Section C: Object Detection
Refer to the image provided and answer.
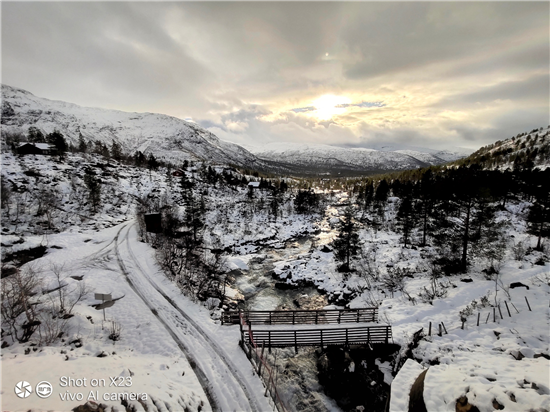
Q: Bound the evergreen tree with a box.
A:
[433,166,497,272]
[332,206,361,273]
[527,171,550,250]
[374,179,390,203]
[46,130,68,156]
[83,170,101,212]
[27,126,45,143]
[110,140,123,161]
[295,189,319,214]
[147,153,159,170]
[396,196,416,247]
[134,151,146,167]
[78,133,88,153]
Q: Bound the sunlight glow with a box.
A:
[312,95,351,120]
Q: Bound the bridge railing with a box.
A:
[245,325,392,352]
[222,307,378,325]
[239,314,289,412]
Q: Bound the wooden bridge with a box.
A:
[222,307,378,325]
[234,307,391,412]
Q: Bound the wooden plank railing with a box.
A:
[222,307,378,325]
[245,325,392,350]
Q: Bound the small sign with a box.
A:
[95,300,116,310]
[95,293,112,301]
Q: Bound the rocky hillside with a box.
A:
[1,84,263,169]
[452,125,550,170]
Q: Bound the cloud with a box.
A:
[2,2,548,152]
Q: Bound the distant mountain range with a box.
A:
[1,85,471,176]
[245,142,471,176]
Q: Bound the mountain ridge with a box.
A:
[2,84,470,176]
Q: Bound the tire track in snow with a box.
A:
[119,222,263,412]
[110,224,220,412]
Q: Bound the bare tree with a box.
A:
[1,264,43,342]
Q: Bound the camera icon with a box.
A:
[14,381,32,398]
[36,381,53,398]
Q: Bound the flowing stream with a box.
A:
[233,237,328,311]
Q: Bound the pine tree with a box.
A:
[332,206,361,273]
[110,140,123,161]
[527,171,550,250]
[396,196,416,247]
[46,130,68,156]
[78,133,88,153]
[27,126,45,143]
[83,170,101,212]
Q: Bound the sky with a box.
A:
[2,2,549,151]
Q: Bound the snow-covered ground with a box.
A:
[2,150,549,412]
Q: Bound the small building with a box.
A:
[248,181,260,189]
[17,142,56,155]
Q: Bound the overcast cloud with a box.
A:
[2,2,548,151]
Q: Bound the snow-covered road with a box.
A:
[112,222,271,412]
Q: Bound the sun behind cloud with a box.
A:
[312,95,351,120]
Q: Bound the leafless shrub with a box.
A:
[38,304,69,346]
[0,264,43,342]
[512,240,527,261]
[417,259,448,304]
[108,320,122,341]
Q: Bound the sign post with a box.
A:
[95,293,112,321]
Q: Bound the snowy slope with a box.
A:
[1,84,262,168]
[368,142,472,162]
[247,142,446,175]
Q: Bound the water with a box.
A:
[233,237,327,311]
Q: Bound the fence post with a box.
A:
[441,322,447,335]
[477,312,480,327]
[385,327,389,344]
[493,307,496,323]
[511,301,520,314]
[258,341,265,376]
[357,311,360,323]
[525,296,532,311]
[504,301,511,317]
[268,331,272,354]
[338,311,342,324]
[346,328,349,345]
[485,313,490,324]
[428,321,432,336]
[294,330,298,354]
[498,305,503,320]
[438,323,442,336]
[315,311,319,325]
[320,329,324,349]
[292,311,296,325]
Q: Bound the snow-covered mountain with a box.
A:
[1,84,262,168]
[366,141,472,162]
[1,84,472,176]
[246,141,458,176]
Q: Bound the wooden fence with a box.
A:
[222,307,378,325]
